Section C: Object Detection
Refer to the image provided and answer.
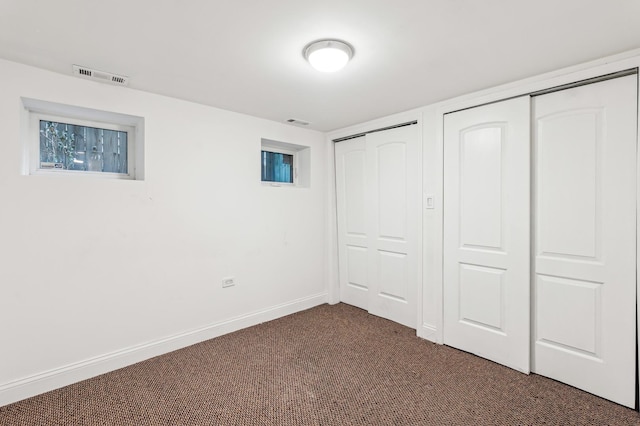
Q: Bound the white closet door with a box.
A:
[532,75,637,408]
[335,125,420,328]
[335,136,369,310]
[444,97,531,373]
[366,125,421,328]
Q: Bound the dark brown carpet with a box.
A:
[2,303,640,425]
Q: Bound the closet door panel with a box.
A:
[444,96,531,373]
[335,137,369,309]
[367,125,421,328]
[335,124,420,329]
[533,75,637,408]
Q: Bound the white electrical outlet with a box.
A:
[222,277,235,288]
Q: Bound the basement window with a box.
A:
[261,138,311,188]
[22,98,144,180]
[262,149,295,184]
[37,118,129,174]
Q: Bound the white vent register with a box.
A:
[73,65,129,86]
[286,118,310,126]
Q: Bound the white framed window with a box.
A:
[33,113,132,176]
[22,98,144,180]
[261,138,310,188]
[261,145,297,185]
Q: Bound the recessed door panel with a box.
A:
[378,250,408,302]
[537,110,600,259]
[460,126,504,250]
[536,275,601,356]
[344,150,367,236]
[533,75,637,408]
[377,142,407,240]
[444,96,531,373]
[459,264,505,332]
[346,245,367,291]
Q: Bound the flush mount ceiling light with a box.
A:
[304,39,354,73]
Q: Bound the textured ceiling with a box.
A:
[2,0,640,131]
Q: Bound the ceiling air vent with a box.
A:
[72,65,129,86]
[286,118,310,126]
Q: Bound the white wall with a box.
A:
[6,47,640,410]
[0,59,328,405]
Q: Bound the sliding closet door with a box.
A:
[335,136,369,310]
[335,125,420,328]
[443,97,531,373]
[366,125,421,328]
[532,75,637,408]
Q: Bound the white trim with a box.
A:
[326,109,423,142]
[261,145,297,156]
[635,71,640,406]
[415,117,426,335]
[326,136,340,304]
[0,293,327,407]
[417,323,438,343]
[432,106,445,344]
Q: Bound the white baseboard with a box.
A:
[0,293,327,407]
[417,323,438,343]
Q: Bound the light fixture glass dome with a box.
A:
[304,40,354,73]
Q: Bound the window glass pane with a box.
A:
[261,151,293,183]
[39,120,128,173]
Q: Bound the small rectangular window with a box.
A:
[260,138,309,188]
[39,120,128,174]
[22,97,143,180]
[261,150,294,183]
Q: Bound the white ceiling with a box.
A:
[2,0,640,131]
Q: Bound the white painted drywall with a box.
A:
[0,59,327,404]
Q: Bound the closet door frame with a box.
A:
[433,56,640,405]
[326,51,640,402]
[326,111,425,324]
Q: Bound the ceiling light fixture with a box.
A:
[303,39,354,73]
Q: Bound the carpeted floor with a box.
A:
[2,303,640,425]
